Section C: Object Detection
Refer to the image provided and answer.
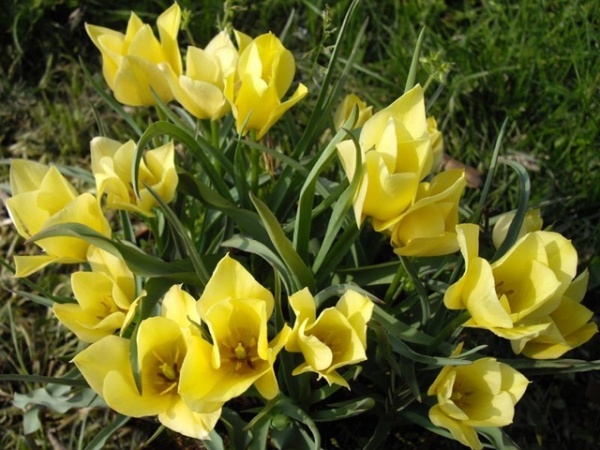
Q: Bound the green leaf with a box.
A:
[28,223,196,281]
[145,184,210,286]
[399,255,431,326]
[13,386,105,413]
[0,374,88,387]
[250,193,315,293]
[311,397,375,422]
[474,118,509,223]
[177,170,270,244]
[293,106,360,261]
[221,235,293,294]
[312,130,362,276]
[83,414,130,450]
[335,260,402,286]
[220,408,252,450]
[492,160,531,261]
[405,27,427,93]
[478,427,521,450]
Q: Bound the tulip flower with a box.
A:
[337,85,436,229]
[6,160,111,277]
[516,271,598,359]
[224,32,308,139]
[427,116,444,171]
[162,31,239,120]
[333,93,373,131]
[91,137,178,215]
[389,169,466,256]
[285,288,373,388]
[73,316,222,439]
[445,224,579,342]
[85,3,182,106]
[428,347,529,450]
[53,247,136,342]
[178,254,290,409]
[492,208,543,250]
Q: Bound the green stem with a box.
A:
[399,255,430,326]
[427,310,471,353]
[250,130,260,193]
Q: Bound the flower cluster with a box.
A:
[336,85,466,256]
[5,2,598,449]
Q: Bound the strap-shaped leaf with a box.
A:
[28,223,196,280]
[311,397,375,422]
[404,27,427,93]
[492,159,531,261]
[312,129,363,277]
[178,170,270,245]
[293,106,360,261]
[145,184,210,286]
[83,414,130,450]
[221,235,293,295]
[250,193,315,293]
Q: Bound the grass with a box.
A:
[1,0,599,448]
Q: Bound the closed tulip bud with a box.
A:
[492,208,543,250]
[333,93,373,132]
[225,32,308,139]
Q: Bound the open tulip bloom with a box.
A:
[5,2,599,449]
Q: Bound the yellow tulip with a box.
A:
[73,316,222,439]
[337,85,435,228]
[162,31,239,120]
[85,3,182,106]
[285,288,373,388]
[224,32,308,139]
[516,271,598,359]
[178,254,289,408]
[91,137,178,215]
[333,93,373,131]
[428,347,529,450]
[389,169,466,256]
[427,116,444,171]
[492,208,543,250]
[6,160,111,277]
[53,247,136,343]
[445,224,579,343]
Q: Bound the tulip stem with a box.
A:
[399,255,430,326]
[427,310,471,353]
[250,130,260,192]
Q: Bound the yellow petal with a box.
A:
[198,254,274,319]
[13,255,57,278]
[161,284,201,331]
[429,404,482,450]
[158,398,221,440]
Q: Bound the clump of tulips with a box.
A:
[5,2,598,449]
